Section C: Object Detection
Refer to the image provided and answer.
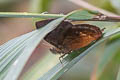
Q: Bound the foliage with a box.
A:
[0,9,120,80]
[0,0,120,80]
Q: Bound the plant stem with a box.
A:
[0,12,64,18]
[69,0,118,17]
[0,12,120,22]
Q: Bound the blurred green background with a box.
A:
[0,0,120,80]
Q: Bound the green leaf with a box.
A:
[0,10,98,21]
[67,10,97,20]
[0,10,120,80]
[0,12,64,18]
[38,28,120,80]
[3,10,85,80]
[0,17,66,80]
[0,31,36,80]
[94,35,120,80]
[19,10,120,79]
[117,67,120,80]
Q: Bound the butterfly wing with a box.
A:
[62,24,102,52]
[36,19,55,29]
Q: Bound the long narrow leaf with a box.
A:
[3,17,66,80]
[39,28,120,80]
[117,67,120,80]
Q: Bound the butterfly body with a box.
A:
[36,19,103,54]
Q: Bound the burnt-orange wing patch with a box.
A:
[62,24,102,52]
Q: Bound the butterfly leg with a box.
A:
[59,53,67,64]
[50,48,62,54]
[50,47,70,65]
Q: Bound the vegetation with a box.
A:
[0,0,120,80]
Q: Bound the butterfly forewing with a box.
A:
[36,19,103,54]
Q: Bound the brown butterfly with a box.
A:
[36,19,104,62]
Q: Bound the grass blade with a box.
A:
[3,17,66,80]
[117,67,120,80]
[39,28,120,80]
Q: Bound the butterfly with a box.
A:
[36,19,104,62]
